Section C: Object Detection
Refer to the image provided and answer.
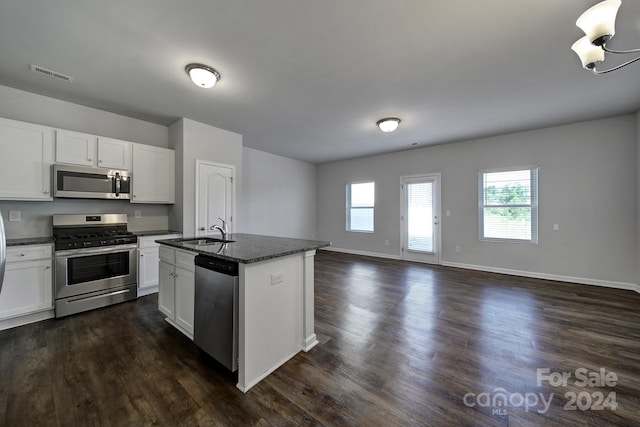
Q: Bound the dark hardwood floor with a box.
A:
[1,251,639,426]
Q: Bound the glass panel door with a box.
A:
[407,181,434,253]
[402,174,441,264]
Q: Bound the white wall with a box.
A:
[317,114,638,287]
[0,84,172,236]
[241,147,316,239]
[0,85,168,147]
[169,118,243,236]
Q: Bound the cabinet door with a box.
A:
[0,259,53,320]
[98,137,132,170]
[174,266,195,336]
[55,129,97,166]
[131,144,175,204]
[158,260,175,318]
[138,247,160,290]
[0,117,54,200]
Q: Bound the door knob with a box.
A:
[209,226,215,230]
[200,227,205,231]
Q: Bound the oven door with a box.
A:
[55,244,137,299]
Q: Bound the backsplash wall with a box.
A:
[0,199,170,239]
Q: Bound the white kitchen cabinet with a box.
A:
[0,244,54,330]
[131,144,175,204]
[158,246,195,339]
[56,130,132,170]
[137,234,181,297]
[97,137,132,170]
[0,117,54,200]
[55,129,97,167]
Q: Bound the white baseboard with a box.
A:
[137,286,158,297]
[442,261,640,294]
[321,247,640,294]
[0,309,55,331]
[320,246,401,261]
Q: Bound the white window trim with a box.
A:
[478,165,538,244]
[346,181,375,233]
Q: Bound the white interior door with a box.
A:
[401,174,441,264]
[196,161,234,236]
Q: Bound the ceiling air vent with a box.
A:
[29,64,74,83]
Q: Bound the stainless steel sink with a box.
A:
[182,238,235,245]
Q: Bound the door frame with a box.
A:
[400,173,442,264]
[194,159,236,236]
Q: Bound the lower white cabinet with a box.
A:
[158,246,195,339]
[0,244,54,330]
[137,234,181,297]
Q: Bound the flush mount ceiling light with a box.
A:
[571,0,640,74]
[185,63,221,88]
[377,117,401,133]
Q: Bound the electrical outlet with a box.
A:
[455,246,461,253]
[553,224,559,231]
[384,239,389,246]
[271,273,284,285]
[8,211,20,221]
[134,210,141,218]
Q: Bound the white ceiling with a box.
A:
[1,0,639,164]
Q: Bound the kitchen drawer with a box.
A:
[159,246,175,264]
[139,234,181,249]
[175,249,196,272]
[6,244,52,262]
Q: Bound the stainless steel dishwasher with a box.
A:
[194,255,239,372]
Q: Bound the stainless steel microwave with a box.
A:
[53,164,131,200]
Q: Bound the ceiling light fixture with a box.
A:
[377,117,401,133]
[185,63,221,88]
[571,0,640,74]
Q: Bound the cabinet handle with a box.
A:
[99,160,103,163]
[140,254,144,257]
[44,189,50,194]
[45,266,51,269]
[88,158,92,161]
[20,253,25,257]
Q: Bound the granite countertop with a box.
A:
[156,233,331,264]
[134,230,182,237]
[7,237,54,247]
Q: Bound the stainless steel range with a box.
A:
[53,213,137,318]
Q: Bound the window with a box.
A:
[479,166,538,243]
[346,182,375,232]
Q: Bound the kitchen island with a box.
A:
[156,233,330,392]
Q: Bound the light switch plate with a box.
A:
[8,211,20,221]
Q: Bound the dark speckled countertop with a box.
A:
[156,233,330,264]
[134,230,182,237]
[7,237,54,247]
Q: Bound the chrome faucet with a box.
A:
[211,217,227,240]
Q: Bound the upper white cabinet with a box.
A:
[131,143,175,204]
[56,130,132,170]
[97,137,132,170]
[0,117,54,200]
[55,129,97,167]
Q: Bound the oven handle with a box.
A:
[67,288,131,304]
[55,244,138,258]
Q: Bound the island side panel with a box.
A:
[302,250,319,351]
[237,253,304,392]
